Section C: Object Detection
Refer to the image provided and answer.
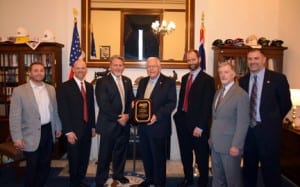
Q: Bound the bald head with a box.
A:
[72,60,87,80]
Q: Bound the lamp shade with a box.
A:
[290,89,300,106]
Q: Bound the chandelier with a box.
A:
[151,20,176,35]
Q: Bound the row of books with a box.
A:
[220,57,280,75]
[0,69,19,83]
[0,104,8,116]
[0,54,18,67]
[0,86,14,98]
[24,54,53,67]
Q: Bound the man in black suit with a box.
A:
[239,49,292,187]
[95,55,134,187]
[174,49,215,187]
[136,57,177,187]
[57,60,96,187]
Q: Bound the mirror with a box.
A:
[81,0,194,68]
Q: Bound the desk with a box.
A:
[280,125,300,186]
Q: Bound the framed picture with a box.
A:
[100,45,110,61]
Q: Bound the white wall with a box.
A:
[0,0,299,86]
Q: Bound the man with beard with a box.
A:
[174,49,215,187]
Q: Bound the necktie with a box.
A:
[215,87,225,110]
[81,82,88,123]
[250,75,257,127]
[144,80,153,99]
[116,77,125,113]
[183,74,193,112]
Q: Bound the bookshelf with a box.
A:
[212,45,287,88]
[0,42,64,118]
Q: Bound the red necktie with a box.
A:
[81,82,88,123]
[183,74,193,112]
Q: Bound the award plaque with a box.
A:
[133,99,152,123]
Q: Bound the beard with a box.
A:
[188,63,200,71]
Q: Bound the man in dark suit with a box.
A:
[57,60,96,187]
[95,55,134,187]
[210,62,249,187]
[239,49,292,187]
[174,49,215,187]
[9,62,62,187]
[136,57,177,187]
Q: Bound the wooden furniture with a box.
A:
[0,42,65,159]
[281,124,300,186]
[212,45,287,88]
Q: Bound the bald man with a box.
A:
[57,60,96,187]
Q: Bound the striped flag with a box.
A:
[90,31,96,58]
[69,21,81,79]
[199,22,206,71]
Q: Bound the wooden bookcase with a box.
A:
[212,45,287,88]
[0,42,65,159]
[0,42,63,117]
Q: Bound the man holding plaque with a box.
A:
[174,49,215,187]
[95,55,134,187]
[135,57,177,187]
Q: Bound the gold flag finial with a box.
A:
[73,8,78,23]
[201,11,205,28]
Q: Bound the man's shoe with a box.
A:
[177,178,194,187]
[116,176,130,184]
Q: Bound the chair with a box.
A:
[0,118,25,178]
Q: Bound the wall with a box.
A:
[1,0,299,88]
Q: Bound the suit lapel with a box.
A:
[215,84,237,111]
[149,75,164,99]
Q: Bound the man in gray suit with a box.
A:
[9,62,62,187]
[209,62,249,187]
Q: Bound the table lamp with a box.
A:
[290,89,300,130]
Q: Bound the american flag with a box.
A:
[90,31,96,58]
[69,21,81,79]
[199,22,206,71]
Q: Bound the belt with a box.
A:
[41,122,51,127]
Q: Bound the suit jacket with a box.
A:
[135,74,177,138]
[95,74,134,135]
[9,83,62,152]
[239,69,292,136]
[210,84,249,154]
[57,78,95,138]
[174,71,215,134]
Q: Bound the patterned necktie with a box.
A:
[215,87,225,110]
[250,75,257,127]
[183,74,193,112]
[144,80,153,99]
[81,82,88,123]
[116,77,125,114]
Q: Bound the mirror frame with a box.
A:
[81,0,194,68]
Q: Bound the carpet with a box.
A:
[0,161,297,187]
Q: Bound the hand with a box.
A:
[14,139,25,150]
[229,146,240,157]
[193,127,203,138]
[147,114,157,125]
[91,128,96,137]
[117,114,129,126]
[55,131,62,138]
[67,132,78,144]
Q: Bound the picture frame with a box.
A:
[99,45,110,61]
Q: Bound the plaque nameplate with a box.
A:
[133,99,152,123]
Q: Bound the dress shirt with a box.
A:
[73,76,86,92]
[30,80,50,125]
[249,68,265,122]
[215,81,234,109]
